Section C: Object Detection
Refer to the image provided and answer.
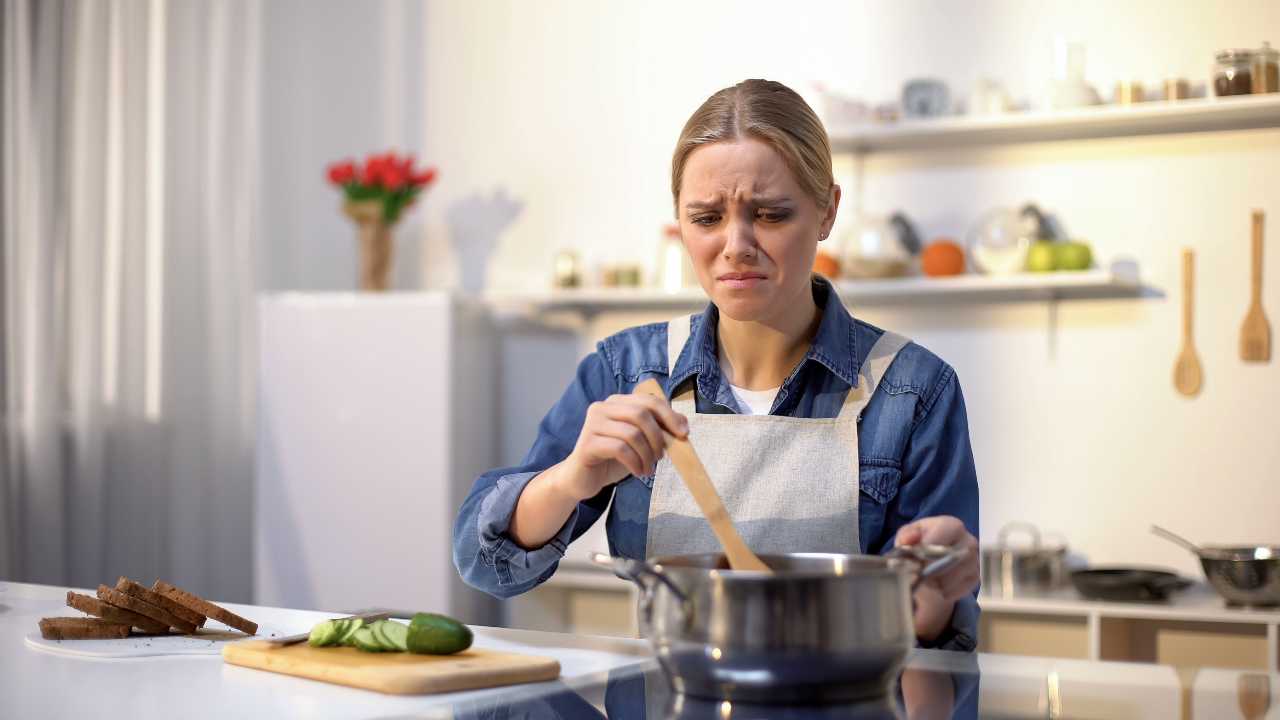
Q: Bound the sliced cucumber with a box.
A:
[337,618,363,646]
[352,626,382,653]
[307,620,338,647]
[380,620,409,652]
[369,620,394,651]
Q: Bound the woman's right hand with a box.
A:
[558,394,689,502]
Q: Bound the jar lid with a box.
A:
[1217,48,1256,63]
[1257,41,1279,60]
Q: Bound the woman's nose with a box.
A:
[721,218,757,261]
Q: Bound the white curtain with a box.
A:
[1,0,261,601]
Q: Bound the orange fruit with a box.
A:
[813,250,841,279]
[921,239,965,277]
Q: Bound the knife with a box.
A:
[263,608,414,647]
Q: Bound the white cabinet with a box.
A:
[254,293,499,626]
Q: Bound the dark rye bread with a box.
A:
[115,577,206,628]
[97,585,198,633]
[66,591,171,634]
[40,617,131,640]
[153,580,257,635]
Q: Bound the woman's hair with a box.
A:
[671,79,834,212]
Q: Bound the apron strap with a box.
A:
[666,315,697,405]
[836,330,910,420]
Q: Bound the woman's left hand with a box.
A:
[895,515,979,643]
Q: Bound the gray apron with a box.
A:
[645,314,909,558]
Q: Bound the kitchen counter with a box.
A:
[5,580,1278,719]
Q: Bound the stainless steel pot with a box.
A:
[591,544,965,704]
[981,522,1069,597]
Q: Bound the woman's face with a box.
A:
[678,138,839,323]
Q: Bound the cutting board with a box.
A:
[222,640,561,695]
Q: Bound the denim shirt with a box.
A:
[453,276,981,651]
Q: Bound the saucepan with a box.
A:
[590,543,967,705]
[1152,525,1280,607]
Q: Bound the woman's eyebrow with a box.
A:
[752,196,792,206]
[684,201,722,211]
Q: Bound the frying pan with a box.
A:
[1070,567,1191,603]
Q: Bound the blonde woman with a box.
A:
[454,79,980,649]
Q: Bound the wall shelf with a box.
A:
[980,585,1280,673]
[488,268,1149,315]
[829,93,1280,153]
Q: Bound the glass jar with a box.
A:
[1214,49,1255,96]
[1254,42,1279,94]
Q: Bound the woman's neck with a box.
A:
[716,281,821,391]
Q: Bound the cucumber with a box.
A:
[406,613,472,655]
[307,620,338,647]
[338,618,363,646]
[352,626,382,653]
[368,620,394,651]
[380,620,409,652]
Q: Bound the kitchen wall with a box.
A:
[420,0,1280,577]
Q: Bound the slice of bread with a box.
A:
[152,580,257,635]
[114,577,206,628]
[39,617,131,640]
[66,591,171,634]
[96,585,198,634]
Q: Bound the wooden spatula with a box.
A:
[633,378,771,573]
[1173,249,1203,397]
[1240,209,1271,363]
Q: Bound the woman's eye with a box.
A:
[691,214,720,226]
[759,210,791,222]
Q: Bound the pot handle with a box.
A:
[588,552,689,604]
[997,522,1042,550]
[888,542,969,591]
[589,552,691,634]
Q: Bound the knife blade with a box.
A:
[264,608,411,647]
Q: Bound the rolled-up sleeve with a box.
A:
[452,351,617,598]
[893,364,981,651]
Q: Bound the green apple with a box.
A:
[1026,241,1057,272]
[1053,241,1093,271]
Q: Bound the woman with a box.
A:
[454,79,980,649]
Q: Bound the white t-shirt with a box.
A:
[729,383,780,416]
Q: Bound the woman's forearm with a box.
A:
[509,459,587,550]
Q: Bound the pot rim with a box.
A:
[1197,545,1280,561]
[648,551,910,582]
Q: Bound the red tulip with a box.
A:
[382,165,407,190]
[327,161,356,185]
[409,168,437,187]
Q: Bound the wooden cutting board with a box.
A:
[222,640,561,695]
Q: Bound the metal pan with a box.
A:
[1070,567,1191,603]
[1151,526,1280,607]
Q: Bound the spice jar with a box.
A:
[1214,49,1255,96]
[1253,42,1279,94]
[553,249,582,288]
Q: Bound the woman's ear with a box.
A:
[821,184,842,240]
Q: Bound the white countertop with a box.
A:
[7,580,1280,719]
[2,581,650,719]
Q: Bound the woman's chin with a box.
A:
[711,291,774,322]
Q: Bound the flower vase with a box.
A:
[345,200,394,291]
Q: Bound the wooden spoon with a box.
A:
[1173,249,1203,397]
[1240,209,1271,363]
[633,378,771,573]
[1238,673,1271,720]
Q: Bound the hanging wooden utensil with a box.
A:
[1173,249,1203,397]
[1240,209,1271,363]
[632,378,771,573]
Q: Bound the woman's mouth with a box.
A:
[717,272,767,289]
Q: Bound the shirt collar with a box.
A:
[666,275,862,400]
